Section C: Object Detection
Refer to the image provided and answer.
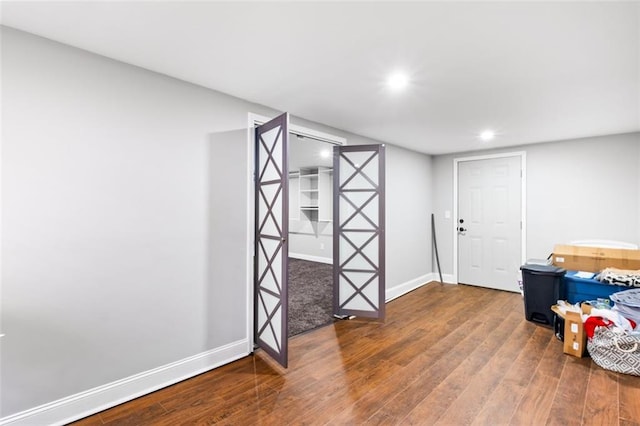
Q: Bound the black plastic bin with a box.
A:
[520,264,566,326]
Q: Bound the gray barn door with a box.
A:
[254,113,289,368]
[333,144,385,319]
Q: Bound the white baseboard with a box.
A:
[0,340,249,426]
[289,252,333,265]
[441,273,457,284]
[425,272,457,285]
[385,272,459,302]
[385,273,435,302]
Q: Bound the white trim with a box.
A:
[521,152,527,266]
[246,113,257,353]
[440,273,457,284]
[289,252,333,265]
[452,151,527,285]
[385,273,435,302]
[0,340,249,426]
[250,113,346,145]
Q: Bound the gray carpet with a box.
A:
[288,258,335,337]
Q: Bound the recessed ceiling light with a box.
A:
[387,72,409,90]
[320,149,331,158]
[479,130,495,142]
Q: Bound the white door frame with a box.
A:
[452,151,527,285]
[245,113,345,353]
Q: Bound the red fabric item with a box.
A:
[584,316,611,339]
[584,316,638,339]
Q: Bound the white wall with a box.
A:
[432,133,640,278]
[1,27,433,422]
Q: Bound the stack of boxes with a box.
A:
[551,245,640,303]
[549,245,640,357]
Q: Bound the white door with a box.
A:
[458,156,522,292]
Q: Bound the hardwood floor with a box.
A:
[72,283,640,425]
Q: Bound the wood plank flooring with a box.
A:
[72,283,639,425]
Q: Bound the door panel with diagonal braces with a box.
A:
[333,144,385,319]
[254,113,288,368]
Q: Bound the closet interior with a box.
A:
[287,134,335,336]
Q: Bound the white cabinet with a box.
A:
[291,167,332,222]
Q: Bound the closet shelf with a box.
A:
[290,166,332,222]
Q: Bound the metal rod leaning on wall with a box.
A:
[431,213,443,283]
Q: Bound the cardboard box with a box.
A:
[551,303,592,358]
[551,244,640,272]
[562,311,587,357]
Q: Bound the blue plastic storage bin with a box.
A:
[563,270,628,304]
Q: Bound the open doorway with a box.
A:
[251,113,385,368]
[251,113,347,368]
[287,134,335,336]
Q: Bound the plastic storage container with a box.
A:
[521,264,566,326]
[563,270,628,304]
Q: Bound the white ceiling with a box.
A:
[1,1,638,155]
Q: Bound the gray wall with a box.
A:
[0,26,274,415]
[432,133,640,278]
[385,145,433,289]
[206,129,253,349]
[288,121,435,291]
[1,27,433,417]
[289,221,333,262]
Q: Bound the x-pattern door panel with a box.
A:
[255,113,288,368]
[334,145,385,319]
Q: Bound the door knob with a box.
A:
[458,227,467,232]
